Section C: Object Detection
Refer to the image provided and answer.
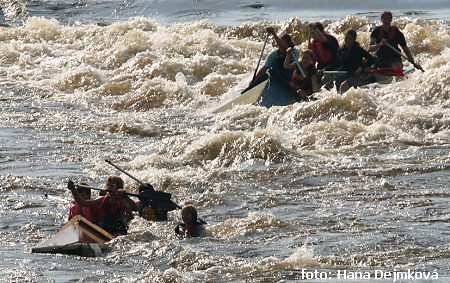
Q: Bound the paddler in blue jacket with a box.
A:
[249,26,299,86]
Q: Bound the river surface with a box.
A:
[0,0,449,282]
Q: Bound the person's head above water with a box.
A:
[181,205,197,224]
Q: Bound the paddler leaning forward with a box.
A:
[67,177,138,236]
[249,26,299,86]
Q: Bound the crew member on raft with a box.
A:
[284,49,319,101]
[323,29,375,93]
[174,205,205,238]
[68,176,138,236]
[68,184,96,223]
[136,183,176,221]
[309,22,339,70]
[250,26,299,86]
[368,11,422,70]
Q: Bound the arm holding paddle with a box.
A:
[266,26,288,53]
[283,47,296,69]
[386,43,424,72]
[68,180,138,211]
[249,26,293,86]
[309,24,328,43]
[68,180,103,207]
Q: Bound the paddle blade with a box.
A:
[371,68,404,77]
[413,62,425,72]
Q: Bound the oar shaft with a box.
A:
[308,26,311,49]
[323,71,347,74]
[386,43,408,61]
[251,33,269,82]
[105,159,146,187]
[386,43,424,72]
[291,51,306,78]
[324,68,404,76]
[76,184,138,197]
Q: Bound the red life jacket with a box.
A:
[68,202,96,223]
[290,65,315,93]
[291,70,308,91]
[98,194,123,220]
[311,32,338,66]
[378,26,396,41]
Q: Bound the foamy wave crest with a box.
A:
[210,211,289,238]
[180,129,289,167]
[54,66,104,91]
[0,0,28,22]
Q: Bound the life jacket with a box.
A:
[290,65,315,93]
[378,26,396,41]
[99,195,127,235]
[68,202,96,224]
[376,26,401,58]
[311,32,338,66]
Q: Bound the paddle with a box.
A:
[323,68,404,77]
[290,49,306,78]
[386,43,424,72]
[105,159,207,225]
[75,184,173,211]
[251,33,270,83]
[308,25,311,49]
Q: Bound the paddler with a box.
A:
[368,11,422,70]
[322,29,375,93]
[68,184,96,223]
[283,49,319,101]
[67,176,138,236]
[249,26,299,86]
[309,22,339,70]
[174,205,205,238]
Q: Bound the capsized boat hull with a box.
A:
[32,215,114,257]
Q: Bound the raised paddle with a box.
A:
[324,68,405,77]
[251,33,270,83]
[385,43,424,72]
[105,159,207,224]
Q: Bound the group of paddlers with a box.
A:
[250,11,423,100]
[67,176,205,238]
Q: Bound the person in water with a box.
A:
[174,205,205,238]
[283,49,319,101]
[68,184,96,223]
[68,176,138,236]
[309,22,339,70]
[323,29,375,93]
[368,11,422,70]
[135,183,176,221]
[250,26,299,86]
